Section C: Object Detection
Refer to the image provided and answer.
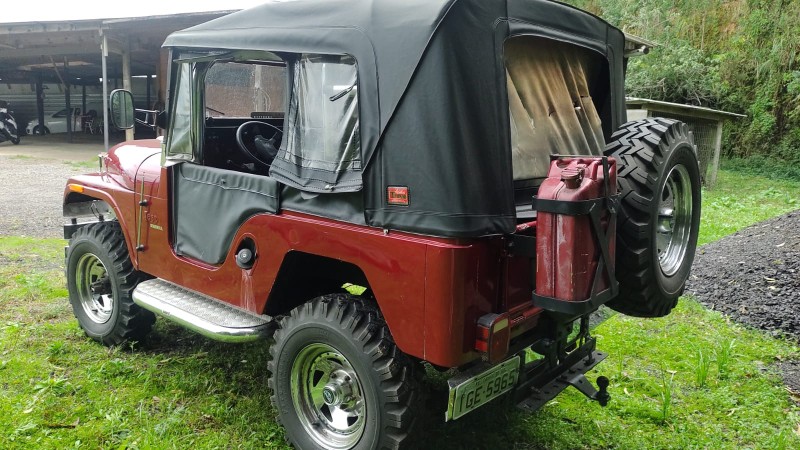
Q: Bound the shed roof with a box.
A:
[0,12,232,83]
[626,97,746,121]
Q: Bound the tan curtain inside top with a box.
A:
[505,37,605,180]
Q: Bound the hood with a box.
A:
[104,139,161,191]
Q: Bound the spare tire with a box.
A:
[605,118,701,317]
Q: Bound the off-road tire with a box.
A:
[605,118,701,317]
[268,294,423,450]
[66,222,155,345]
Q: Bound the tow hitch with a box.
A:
[515,317,612,411]
[516,348,611,412]
[562,372,610,406]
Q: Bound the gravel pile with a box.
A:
[686,211,800,338]
[0,155,87,238]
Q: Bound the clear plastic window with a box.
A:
[277,54,360,176]
[205,62,287,118]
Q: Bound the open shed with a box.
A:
[626,97,745,186]
[0,12,231,148]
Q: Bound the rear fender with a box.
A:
[265,251,372,317]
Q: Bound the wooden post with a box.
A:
[101,31,110,150]
[709,120,724,188]
[146,75,152,110]
[122,39,134,141]
[35,73,45,133]
[64,57,73,143]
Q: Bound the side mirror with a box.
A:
[110,89,135,129]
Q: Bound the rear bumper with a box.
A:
[515,339,606,411]
[447,330,606,420]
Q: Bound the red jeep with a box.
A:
[63,1,701,448]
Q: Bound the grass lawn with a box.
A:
[700,169,800,245]
[1,168,799,449]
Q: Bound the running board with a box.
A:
[133,279,274,343]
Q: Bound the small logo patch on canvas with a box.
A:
[387,186,410,206]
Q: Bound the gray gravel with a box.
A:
[0,155,88,238]
[686,211,800,338]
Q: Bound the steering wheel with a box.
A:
[235,121,283,168]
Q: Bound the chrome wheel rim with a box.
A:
[291,343,366,449]
[656,164,693,276]
[75,253,114,324]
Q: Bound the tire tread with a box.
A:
[268,294,423,450]
[68,222,154,345]
[605,118,698,317]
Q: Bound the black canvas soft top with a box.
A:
[163,0,456,171]
[164,0,627,238]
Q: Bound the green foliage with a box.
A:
[658,369,675,422]
[723,154,800,181]
[715,339,736,380]
[627,42,722,106]
[694,348,712,388]
[567,0,800,165]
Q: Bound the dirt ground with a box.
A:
[686,211,800,395]
[0,134,125,238]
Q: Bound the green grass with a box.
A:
[1,167,799,448]
[419,299,800,450]
[65,158,99,170]
[0,237,285,449]
[700,169,800,245]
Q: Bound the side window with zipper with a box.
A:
[269,54,362,192]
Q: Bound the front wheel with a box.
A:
[269,294,423,450]
[66,222,155,345]
[605,118,702,317]
[32,125,50,135]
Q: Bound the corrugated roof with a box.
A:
[627,97,746,120]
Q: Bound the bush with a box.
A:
[723,155,800,182]
[626,42,722,107]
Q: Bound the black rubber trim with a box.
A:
[532,288,615,315]
[532,196,619,216]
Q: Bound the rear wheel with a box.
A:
[66,222,155,345]
[605,118,701,317]
[269,294,422,450]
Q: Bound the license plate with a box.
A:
[447,356,520,421]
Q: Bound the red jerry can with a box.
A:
[535,157,617,303]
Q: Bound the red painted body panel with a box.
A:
[65,142,544,368]
[503,253,543,337]
[535,158,617,302]
[64,175,139,257]
[103,140,161,191]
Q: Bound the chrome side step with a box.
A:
[133,278,273,343]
